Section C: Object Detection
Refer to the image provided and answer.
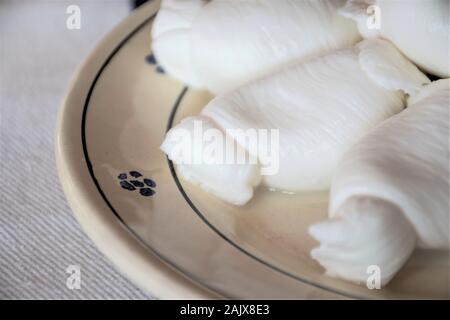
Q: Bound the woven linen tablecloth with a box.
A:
[0,0,152,299]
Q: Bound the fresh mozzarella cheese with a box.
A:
[152,0,361,94]
[340,0,450,77]
[161,116,261,205]
[161,39,429,204]
[309,79,450,285]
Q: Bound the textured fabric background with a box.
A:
[0,0,152,299]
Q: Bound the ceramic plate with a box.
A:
[56,1,449,299]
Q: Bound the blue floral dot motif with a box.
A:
[117,170,156,197]
[140,188,155,197]
[129,171,142,178]
[120,180,136,191]
[155,66,165,74]
[130,180,145,188]
[145,53,165,75]
[144,178,156,188]
[145,54,157,65]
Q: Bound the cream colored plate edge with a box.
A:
[55,1,220,299]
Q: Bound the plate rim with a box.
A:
[55,0,221,299]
